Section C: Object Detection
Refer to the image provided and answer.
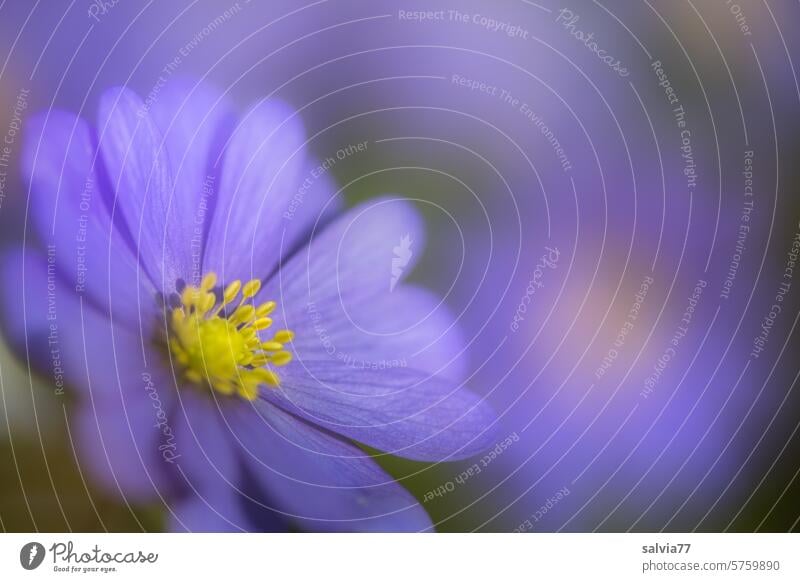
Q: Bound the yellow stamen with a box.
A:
[242,278,262,298]
[274,330,295,343]
[256,301,276,317]
[270,351,293,367]
[201,273,217,291]
[222,280,242,304]
[252,317,273,330]
[200,292,216,314]
[230,304,255,325]
[167,272,294,401]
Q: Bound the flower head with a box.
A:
[2,78,496,531]
[168,273,291,400]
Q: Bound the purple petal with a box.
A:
[263,196,426,320]
[264,361,497,462]
[203,98,308,282]
[228,403,432,532]
[2,248,173,500]
[277,285,468,383]
[168,393,293,532]
[169,390,240,501]
[97,87,188,289]
[168,486,251,532]
[149,77,235,284]
[1,248,156,396]
[1,247,70,371]
[71,363,175,502]
[168,396,291,532]
[69,320,176,501]
[22,111,153,326]
[277,155,343,263]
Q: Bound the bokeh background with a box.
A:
[1,0,799,532]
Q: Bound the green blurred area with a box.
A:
[0,337,164,532]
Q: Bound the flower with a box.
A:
[1,78,496,531]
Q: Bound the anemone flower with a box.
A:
[1,79,496,531]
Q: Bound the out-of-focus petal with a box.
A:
[71,367,175,503]
[169,390,240,505]
[229,402,432,532]
[0,247,156,395]
[2,247,173,500]
[22,111,152,327]
[168,487,251,532]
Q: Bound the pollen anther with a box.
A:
[168,274,293,401]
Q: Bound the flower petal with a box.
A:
[276,155,343,267]
[1,248,155,396]
[203,98,307,282]
[277,285,468,383]
[228,403,432,532]
[168,486,250,532]
[149,77,235,284]
[168,393,294,532]
[169,390,239,502]
[97,87,188,289]
[71,372,174,502]
[69,324,176,501]
[262,196,426,324]
[1,247,67,371]
[1,247,173,500]
[264,361,496,462]
[22,111,152,326]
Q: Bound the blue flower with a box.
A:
[1,79,496,531]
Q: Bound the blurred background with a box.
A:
[1,0,799,532]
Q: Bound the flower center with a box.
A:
[168,273,294,401]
